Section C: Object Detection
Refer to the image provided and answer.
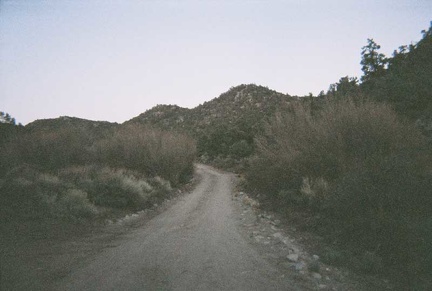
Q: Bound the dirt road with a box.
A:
[53,164,298,290]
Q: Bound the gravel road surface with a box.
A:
[55,164,298,291]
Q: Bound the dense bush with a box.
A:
[0,124,196,185]
[92,124,196,186]
[0,165,174,222]
[0,165,98,222]
[0,123,196,222]
[247,98,432,283]
[58,166,172,209]
[361,26,432,120]
[0,127,91,176]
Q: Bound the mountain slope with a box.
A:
[127,84,297,159]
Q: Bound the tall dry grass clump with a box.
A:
[92,124,196,186]
[0,124,196,185]
[0,127,91,176]
[247,98,432,284]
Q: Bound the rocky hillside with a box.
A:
[127,84,297,159]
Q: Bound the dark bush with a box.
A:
[247,98,432,283]
[0,165,98,221]
[92,124,196,186]
[0,127,91,175]
[0,123,196,222]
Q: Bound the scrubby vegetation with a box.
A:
[245,25,432,288]
[1,23,430,288]
[93,124,195,186]
[126,84,297,167]
[0,165,174,222]
[0,120,196,222]
[361,27,432,122]
[1,165,99,222]
[247,99,432,281]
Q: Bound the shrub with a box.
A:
[0,122,195,222]
[299,177,330,209]
[0,127,91,175]
[321,248,350,267]
[51,189,99,220]
[0,164,176,222]
[247,98,432,283]
[229,140,254,158]
[0,124,196,188]
[58,166,172,210]
[92,124,196,186]
[0,165,98,221]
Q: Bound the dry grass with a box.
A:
[0,124,196,221]
[0,127,91,176]
[0,165,98,222]
[247,98,432,286]
[0,165,174,222]
[92,124,196,185]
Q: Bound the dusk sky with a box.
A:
[1,0,431,125]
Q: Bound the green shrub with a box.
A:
[321,248,383,274]
[0,166,98,221]
[51,189,98,220]
[0,164,175,222]
[229,140,254,158]
[357,251,383,274]
[321,248,350,267]
[58,166,172,210]
[277,189,307,206]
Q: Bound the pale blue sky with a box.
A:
[1,0,431,125]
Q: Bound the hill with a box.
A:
[127,84,297,160]
[25,116,119,138]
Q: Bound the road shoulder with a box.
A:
[231,186,394,291]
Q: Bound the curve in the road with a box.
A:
[57,164,298,291]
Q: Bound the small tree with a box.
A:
[0,111,17,125]
[360,38,387,83]
[327,76,360,98]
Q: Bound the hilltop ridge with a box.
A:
[128,84,295,128]
[26,116,118,130]
[127,84,297,160]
